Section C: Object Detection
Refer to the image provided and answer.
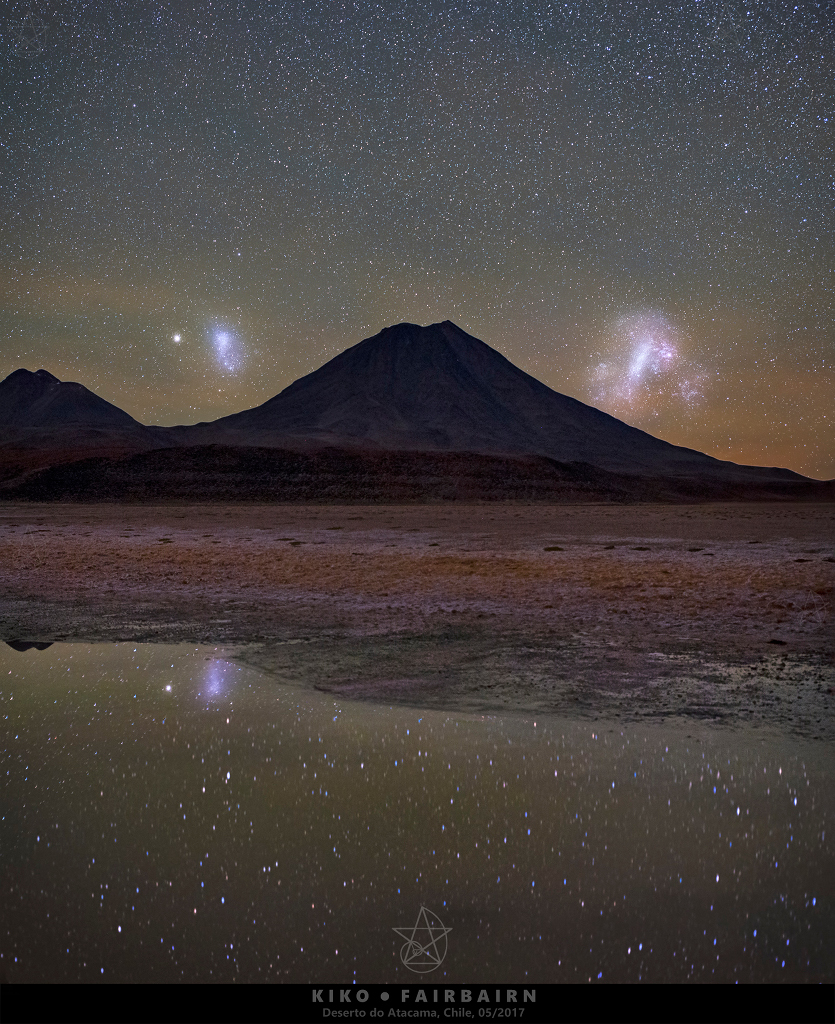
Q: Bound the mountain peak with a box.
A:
[0,367,142,430]
[203,321,801,482]
[0,326,809,486]
[4,367,60,385]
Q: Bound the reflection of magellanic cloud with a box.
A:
[200,660,241,701]
[591,310,705,422]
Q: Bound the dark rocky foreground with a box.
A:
[3,444,834,503]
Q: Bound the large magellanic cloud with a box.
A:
[591,311,706,424]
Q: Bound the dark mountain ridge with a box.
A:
[0,368,169,482]
[1,321,828,500]
[179,321,804,482]
[0,368,144,431]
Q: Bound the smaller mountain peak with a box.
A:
[1,367,60,386]
[0,366,140,430]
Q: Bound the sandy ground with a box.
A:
[1,502,833,738]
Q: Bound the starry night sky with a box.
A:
[1,2,832,477]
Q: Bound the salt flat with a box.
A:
[1,503,833,739]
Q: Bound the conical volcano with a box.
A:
[197,320,800,482]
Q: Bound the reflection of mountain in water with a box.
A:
[6,640,53,651]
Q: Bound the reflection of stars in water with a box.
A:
[210,325,245,372]
[591,310,705,421]
[2,641,829,983]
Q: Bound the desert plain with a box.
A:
[2,501,833,740]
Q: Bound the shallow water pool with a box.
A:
[0,642,831,982]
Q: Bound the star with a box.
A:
[0,3,830,476]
